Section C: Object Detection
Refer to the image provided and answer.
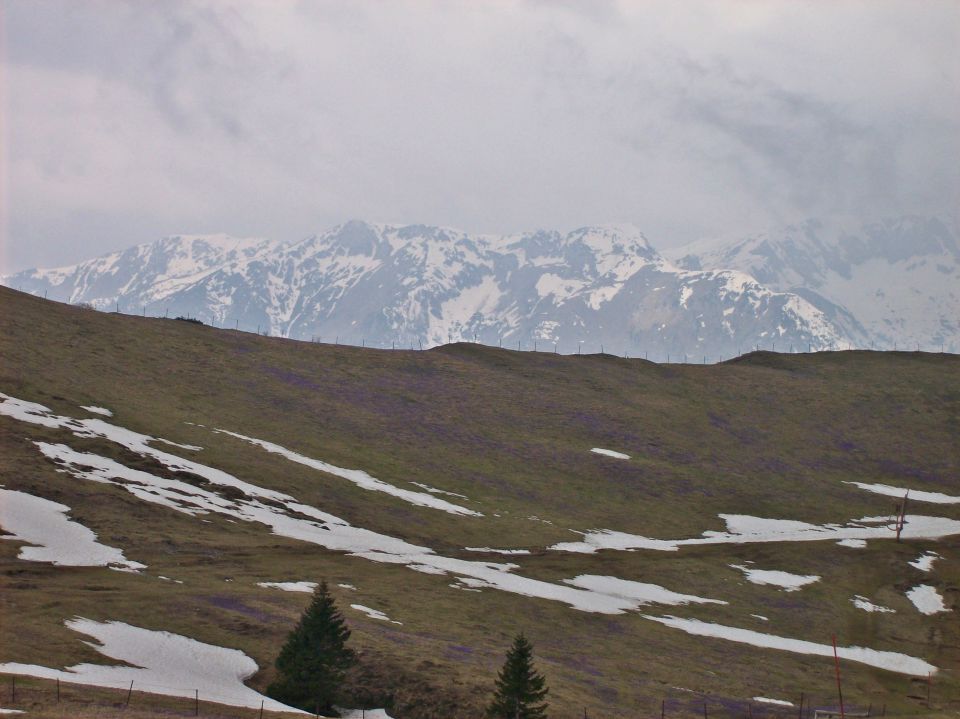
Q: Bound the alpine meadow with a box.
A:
[0,287,957,717]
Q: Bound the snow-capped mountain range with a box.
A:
[4,217,957,358]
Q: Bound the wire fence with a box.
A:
[2,672,946,719]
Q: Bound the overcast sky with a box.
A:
[2,0,958,272]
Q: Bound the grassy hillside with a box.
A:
[0,286,957,718]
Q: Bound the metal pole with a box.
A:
[832,634,845,719]
[195,689,199,716]
[126,680,134,707]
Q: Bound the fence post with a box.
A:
[832,634,845,719]
[259,699,264,718]
[661,698,665,719]
[57,677,60,702]
[10,675,14,702]
[195,688,199,715]
[126,680,134,706]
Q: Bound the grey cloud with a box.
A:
[2,0,958,272]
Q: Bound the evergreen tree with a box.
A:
[488,633,549,719]
[267,581,356,715]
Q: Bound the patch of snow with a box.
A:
[153,438,203,451]
[0,488,144,571]
[0,709,25,715]
[158,576,184,584]
[905,585,949,615]
[0,618,300,713]
[563,575,726,607]
[753,697,793,707]
[643,615,937,676]
[338,708,394,719]
[80,406,113,417]
[0,394,289,502]
[464,547,532,555]
[409,482,468,499]
[851,596,895,613]
[550,513,960,554]
[837,539,866,548]
[750,614,769,621]
[350,604,401,625]
[908,552,940,572]
[257,581,317,593]
[214,429,480,516]
[590,448,630,460]
[844,481,960,504]
[338,583,357,590]
[730,564,820,591]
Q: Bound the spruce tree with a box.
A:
[267,581,356,715]
[488,633,549,719]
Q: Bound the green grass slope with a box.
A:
[0,286,957,718]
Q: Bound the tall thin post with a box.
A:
[126,680,134,707]
[260,699,264,718]
[896,491,909,541]
[661,699,665,719]
[57,677,60,702]
[927,672,931,707]
[703,701,708,719]
[832,634,845,719]
[11,676,14,702]
[195,689,199,716]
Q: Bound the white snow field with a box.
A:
[0,393,944,675]
[590,448,630,459]
[836,538,867,548]
[213,429,481,516]
[844,481,960,504]
[550,513,960,554]
[905,585,949,615]
[753,697,793,707]
[729,565,820,592]
[563,575,726,607]
[0,488,144,571]
[642,616,937,676]
[851,596,896,614]
[0,618,300,713]
[908,552,940,572]
[350,604,402,625]
[80,405,113,416]
[257,581,317,593]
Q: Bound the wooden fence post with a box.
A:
[125,680,134,706]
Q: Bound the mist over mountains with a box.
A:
[5,216,957,359]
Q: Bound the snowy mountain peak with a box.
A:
[669,216,958,350]
[4,217,954,356]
